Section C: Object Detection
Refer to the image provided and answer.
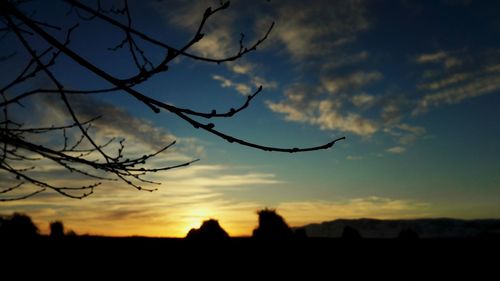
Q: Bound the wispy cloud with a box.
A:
[386,146,406,154]
[414,74,500,115]
[228,62,255,75]
[321,51,370,71]
[212,74,252,95]
[322,71,382,94]
[264,0,370,59]
[267,93,378,136]
[417,72,472,91]
[267,67,381,137]
[416,50,462,69]
[351,93,375,108]
[416,51,448,64]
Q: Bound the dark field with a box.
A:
[3,236,498,279]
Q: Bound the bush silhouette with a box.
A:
[186,219,229,241]
[252,209,293,240]
[341,225,362,240]
[50,221,65,239]
[0,213,39,239]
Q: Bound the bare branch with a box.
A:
[0,0,345,200]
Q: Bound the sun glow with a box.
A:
[179,207,215,236]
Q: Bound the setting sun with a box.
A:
[179,207,216,237]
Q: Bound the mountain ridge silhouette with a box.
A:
[298,218,500,238]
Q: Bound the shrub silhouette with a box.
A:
[252,209,293,240]
[186,219,229,241]
[50,221,65,239]
[0,213,39,239]
[341,225,362,240]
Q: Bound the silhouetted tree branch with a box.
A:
[0,0,345,200]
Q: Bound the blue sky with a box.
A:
[1,0,499,236]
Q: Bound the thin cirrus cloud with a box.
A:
[415,50,462,69]
[260,0,370,59]
[413,50,500,115]
[321,71,383,95]
[212,74,252,95]
[414,73,500,115]
[386,146,406,154]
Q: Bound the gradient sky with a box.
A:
[1,0,500,237]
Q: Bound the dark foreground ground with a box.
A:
[3,236,499,275]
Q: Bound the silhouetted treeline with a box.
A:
[3,212,500,242]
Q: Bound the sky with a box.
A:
[1,0,499,237]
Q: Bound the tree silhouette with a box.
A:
[0,212,39,239]
[186,219,229,241]
[49,220,65,239]
[0,0,345,200]
[252,208,293,240]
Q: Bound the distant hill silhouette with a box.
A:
[300,218,500,238]
[341,225,362,239]
[186,219,229,240]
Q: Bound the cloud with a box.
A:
[383,123,426,146]
[322,71,382,94]
[251,76,278,90]
[313,100,378,135]
[416,51,448,64]
[417,73,472,91]
[267,80,379,136]
[267,97,378,136]
[265,0,370,59]
[413,48,500,115]
[212,75,252,95]
[266,101,308,122]
[386,146,406,154]
[229,62,255,75]
[415,50,462,69]
[321,51,370,70]
[351,93,375,108]
[414,74,500,115]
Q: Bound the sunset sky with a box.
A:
[1,0,499,237]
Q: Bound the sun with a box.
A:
[179,207,215,236]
